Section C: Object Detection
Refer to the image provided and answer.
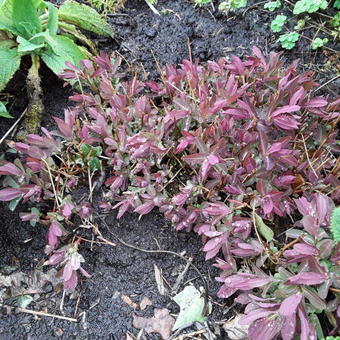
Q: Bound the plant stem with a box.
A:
[17,54,44,138]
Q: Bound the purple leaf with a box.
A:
[239,310,276,326]
[271,105,300,118]
[64,270,78,290]
[134,201,155,215]
[304,97,328,108]
[63,261,73,282]
[280,314,296,340]
[279,294,303,316]
[0,163,23,176]
[47,222,63,248]
[0,188,23,201]
[248,315,284,340]
[293,243,318,256]
[48,252,65,265]
[285,272,326,286]
[80,267,91,278]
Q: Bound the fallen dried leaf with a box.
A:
[154,264,166,295]
[173,285,209,330]
[122,295,138,309]
[140,296,152,310]
[222,315,249,340]
[132,308,175,339]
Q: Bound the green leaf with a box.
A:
[254,212,274,242]
[334,0,340,9]
[58,21,97,54]
[264,1,281,11]
[173,285,210,330]
[330,207,340,242]
[47,3,58,35]
[10,295,33,308]
[12,0,42,39]
[58,0,114,37]
[293,0,328,14]
[0,45,21,91]
[89,157,101,171]
[0,101,13,118]
[40,33,86,74]
[0,0,15,27]
[17,36,45,53]
[278,32,299,49]
[311,37,328,50]
[271,14,287,33]
[81,143,91,156]
[92,146,102,157]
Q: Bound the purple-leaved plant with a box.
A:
[0,48,339,339]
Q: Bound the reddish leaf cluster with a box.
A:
[0,49,339,339]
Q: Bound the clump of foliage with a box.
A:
[194,0,213,7]
[331,207,340,242]
[218,0,247,13]
[0,49,339,339]
[270,14,287,32]
[265,0,339,50]
[0,0,113,125]
[86,0,125,16]
[264,1,281,12]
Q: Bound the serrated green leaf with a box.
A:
[173,285,210,330]
[0,45,21,91]
[0,101,13,118]
[40,33,86,74]
[254,212,274,242]
[13,0,42,39]
[58,0,114,37]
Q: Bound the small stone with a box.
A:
[145,28,157,38]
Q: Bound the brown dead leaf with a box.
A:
[140,296,152,311]
[122,295,138,309]
[154,264,166,295]
[132,308,175,339]
[222,315,249,340]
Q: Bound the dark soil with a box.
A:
[0,0,339,339]
[0,208,227,339]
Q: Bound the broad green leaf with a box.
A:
[17,36,45,53]
[47,3,58,35]
[0,101,13,118]
[0,0,15,27]
[0,22,20,35]
[173,285,210,330]
[0,45,21,91]
[254,212,274,242]
[13,0,42,39]
[40,33,86,75]
[58,0,114,37]
[58,21,97,54]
